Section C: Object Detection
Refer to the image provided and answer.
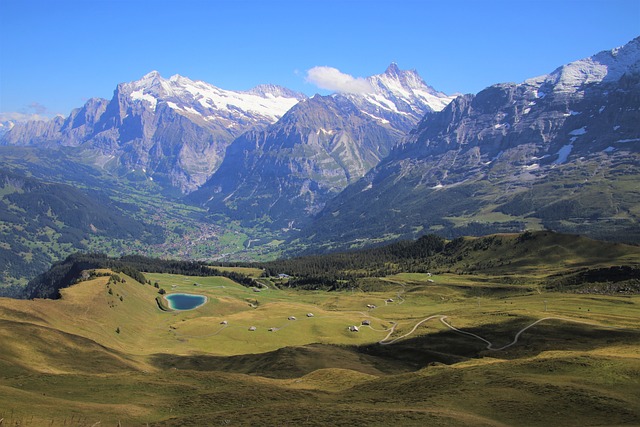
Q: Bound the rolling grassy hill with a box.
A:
[0,234,639,426]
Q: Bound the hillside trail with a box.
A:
[374,276,622,348]
[439,316,587,350]
[378,314,629,349]
[162,277,632,348]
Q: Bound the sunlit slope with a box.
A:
[2,263,638,362]
[1,271,413,360]
[0,257,638,425]
[0,274,163,356]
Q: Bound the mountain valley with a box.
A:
[0,39,639,426]
[2,39,638,278]
[2,2,639,425]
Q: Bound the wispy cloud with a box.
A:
[306,66,373,94]
[27,102,49,115]
[0,102,56,123]
[0,111,51,122]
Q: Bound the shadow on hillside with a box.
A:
[152,343,418,379]
[150,317,640,379]
[361,317,640,363]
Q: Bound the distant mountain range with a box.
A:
[295,37,640,250]
[2,64,452,199]
[189,64,454,229]
[2,72,305,192]
[1,37,639,286]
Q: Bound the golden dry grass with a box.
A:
[0,268,638,426]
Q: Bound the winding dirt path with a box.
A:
[378,314,626,350]
[382,280,406,306]
[378,315,442,345]
[164,278,633,351]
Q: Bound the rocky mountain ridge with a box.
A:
[293,37,640,251]
[345,62,455,130]
[191,64,455,229]
[1,72,306,192]
[1,37,639,264]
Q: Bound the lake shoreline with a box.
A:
[164,293,208,311]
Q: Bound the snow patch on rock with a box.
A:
[569,127,587,136]
[121,71,305,124]
[554,144,573,164]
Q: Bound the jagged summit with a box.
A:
[248,83,307,100]
[384,62,401,76]
[381,62,423,82]
[142,70,161,79]
[130,70,165,91]
[341,64,456,129]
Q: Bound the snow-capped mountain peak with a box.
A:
[342,64,457,130]
[0,120,16,138]
[119,71,306,123]
[526,36,640,93]
[379,63,427,91]
[1,71,308,194]
[247,84,306,100]
[141,70,162,81]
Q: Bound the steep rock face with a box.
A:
[191,95,403,228]
[1,72,305,192]
[0,115,67,147]
[0,120,14,137]
[192,65,456,229]
[297,37,640,250]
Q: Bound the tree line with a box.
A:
[258,234,448,282]
[17,252,264,300]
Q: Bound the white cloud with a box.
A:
[0,101,58,124]
[306,66,373,94]
[0,112,51,122]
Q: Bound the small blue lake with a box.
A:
[165,293,207,310]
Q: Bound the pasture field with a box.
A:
[0,269,638,426]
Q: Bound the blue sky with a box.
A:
[1,0,638,118]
